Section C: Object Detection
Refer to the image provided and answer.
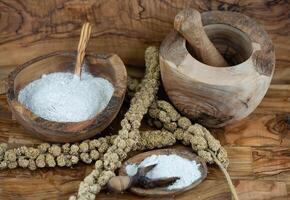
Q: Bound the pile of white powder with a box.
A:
[18,72,114,122]
[126,154,201,190]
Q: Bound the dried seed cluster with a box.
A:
[70,46,161,200]
[0,139,103,170]
[0,130,175,170]
[148,101,229,168]
[127,75,229,168]
[127,78,141,98]
[137,130,176,150]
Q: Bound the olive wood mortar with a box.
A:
[160,11,275,127]
[117,148,207,197]
[7,51,127,143]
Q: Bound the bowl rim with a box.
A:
[160,10,275,75]
[6,50,127,136]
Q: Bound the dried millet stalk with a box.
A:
[129,81,237,199]
[127,78,141,98]
[128,78,229,167]
[147,100,229,168]
[0,130,175,170]
[70,46,161,200]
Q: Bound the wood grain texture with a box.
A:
[0,0,289,83]
[215,114,290,147]
[235,180,287,200]
[0,85,290,199]
[0,0,289,199]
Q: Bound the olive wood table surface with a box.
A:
[0,0,289,199]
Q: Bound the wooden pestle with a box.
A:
[174,8,228,67]
[74,22,92,77]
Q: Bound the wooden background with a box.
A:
[0,0,289,199]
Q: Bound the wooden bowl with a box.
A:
[160,11,275,128]
[6,51,127,143]
[119,148,208,197]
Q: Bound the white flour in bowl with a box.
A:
[18,72,114,122]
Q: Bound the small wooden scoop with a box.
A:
[110,148,208,197]
[174,8,228,67]
[108,164,180,193]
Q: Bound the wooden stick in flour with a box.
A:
[174,8,228,67]
[74,22,92,77]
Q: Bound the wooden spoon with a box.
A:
[74,22,92,77]
[174,8,228,67]
[108,164,179,193]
